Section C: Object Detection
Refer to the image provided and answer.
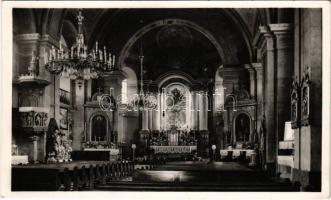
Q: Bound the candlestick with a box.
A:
[45,52,48,63]
[104,46,107,62]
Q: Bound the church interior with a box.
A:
[11,8,322,192]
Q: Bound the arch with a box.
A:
[118,19,225,69]
[232,111,252,143]
[156,70,194,89]
[87,111,111,142]
[223,9,255,61]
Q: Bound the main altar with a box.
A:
[148,126,198,155]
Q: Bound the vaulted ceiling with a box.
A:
[13,8,293,80]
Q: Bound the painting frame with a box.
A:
[59,107,68,130]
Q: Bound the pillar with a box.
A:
[198,91,208,131]
[269,23,294,143]
[253,26,277,173]
[102,70,126,143]
[190,92,197,130]
[252,63,264,126]
[30,135,40,164]
[244,64,256,98]
[72,79,84,150]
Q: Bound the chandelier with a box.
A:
[132,42,157,111]
[44,9,115,85]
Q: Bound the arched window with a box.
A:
[91,115,107,141]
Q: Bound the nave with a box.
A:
[10,7,323,192]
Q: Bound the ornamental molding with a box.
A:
[269,23,293,33]
[14,33,41,42]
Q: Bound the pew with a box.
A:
[12,160,134,191]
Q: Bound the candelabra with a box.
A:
[44,9,116,87]
[44,9,116,119]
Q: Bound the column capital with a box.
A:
[30,135,40,141]
[253,26,274,48]
[269,23,293,50]
[251,63,263,71]
[14,33,41,43]
[269,23,293,34]
[243,64,255,73]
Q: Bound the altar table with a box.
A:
[220,149,256,159]
[150,146,197,154]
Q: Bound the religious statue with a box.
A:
[301,66,311,126]
[291,76,300,129]
[46,118,72,163]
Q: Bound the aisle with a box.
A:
[96,161,300,191]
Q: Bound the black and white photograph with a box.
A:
[1,1,330,199]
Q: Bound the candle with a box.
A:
[45,52,48,63]
[112,55,115,67]
[59,40,62,51]
[96,41,98,52]
[104,46,107,62]
[49,50,52,61]
[71,46,74,58]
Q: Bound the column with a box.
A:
[30,135,40,164]
[244,64,257,98]
[72,79,85,150]
[198,91,208,131]
[254,26,277,173]
[148,109,153,130]
[142,110,149,131]
[39,34,61,123]
[155,93,161,130]
[190,92,197,130]
[269,23,294,143]
[103,70,126,143]
[252,63,264,125]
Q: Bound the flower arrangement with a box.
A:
[47,129,73,163]
[83,140,117,149]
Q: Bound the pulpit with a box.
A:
[18,107,49,163]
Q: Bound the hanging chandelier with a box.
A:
[132,42,157,111]
[44,9,116,84]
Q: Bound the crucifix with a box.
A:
[97,86,103,93]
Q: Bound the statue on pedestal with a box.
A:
[46,118,72,163]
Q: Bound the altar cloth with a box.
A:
[150,146,197,154]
